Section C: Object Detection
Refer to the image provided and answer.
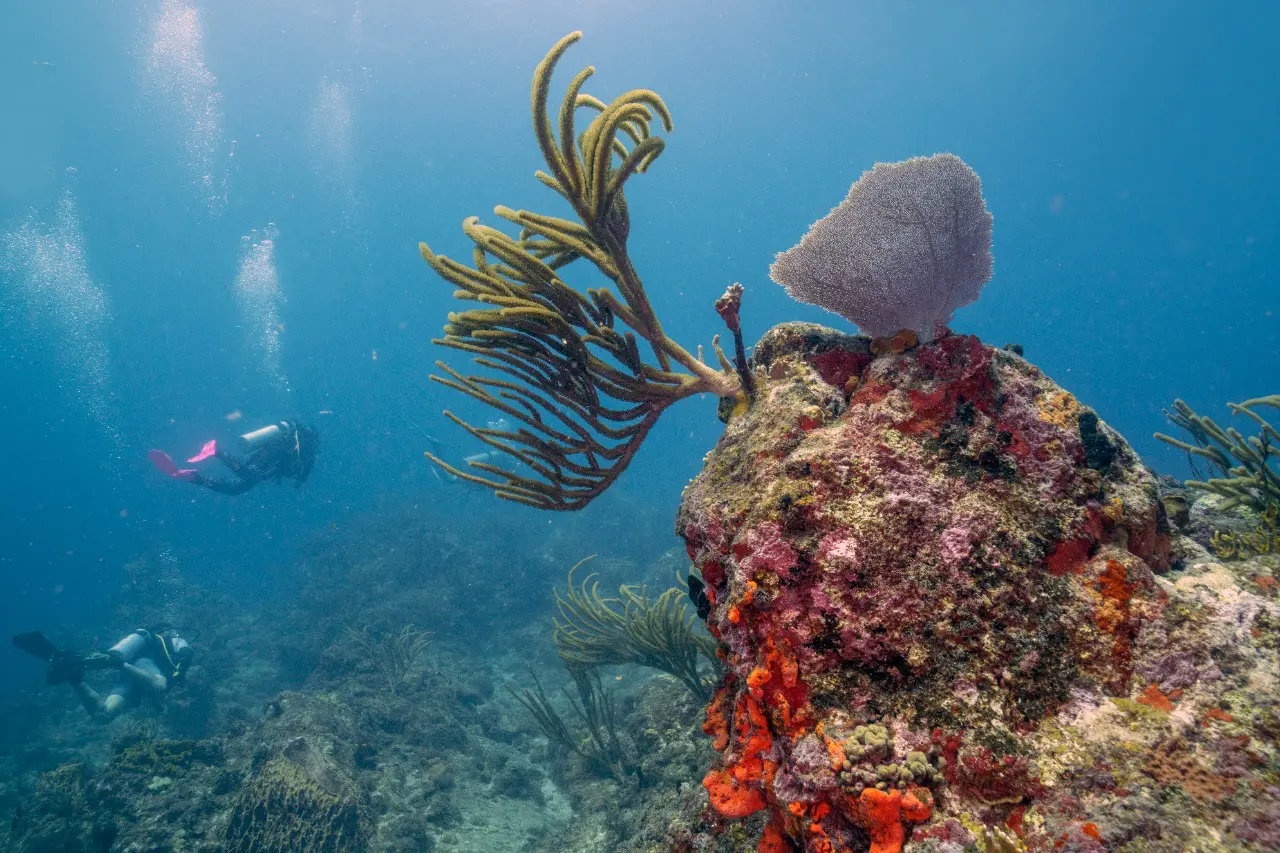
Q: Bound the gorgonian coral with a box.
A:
[770,153,993,343]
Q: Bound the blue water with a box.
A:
[1,0,1277,684]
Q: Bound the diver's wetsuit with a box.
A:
[192,423,318,495]
[71,628,194,719]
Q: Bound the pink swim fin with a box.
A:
[187,439,217,463]
[149,449,199,481]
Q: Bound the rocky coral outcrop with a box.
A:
[678,322,1280,852]
[10,763,99,853]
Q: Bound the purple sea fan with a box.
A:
[770,153,993,342]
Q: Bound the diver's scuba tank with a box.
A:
[239,421,293,453]
[108,629,151,664]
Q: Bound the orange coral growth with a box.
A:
[1255,575,1279,595]
[1136,684,1175,713]
[703,680,789,821]
[703,686,730,751]
[853,787,933,853]
[799,804,845,853]
[748,666,772,699]
[1082,822,1102,840]
[757,637,807,730]
[729,605,743,624]
[733,693,774,768]
[1201,707,1234,726]
[1094,560,1137,633]
[778,645,799,688]
[870,328,919,356]
[827,736,848,771]
[806,826,840,853]
[1092,559,1140,682]
[703,768,766,818]
[705,693,775,817]
[734,636,812,741]
[758,821,790,853]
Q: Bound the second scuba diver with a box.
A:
[149,419,319,495]
[12,627,194,720]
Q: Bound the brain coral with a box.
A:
[224,752,364,853]
[678,323,1280,852]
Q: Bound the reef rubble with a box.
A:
[679,322,1280,852]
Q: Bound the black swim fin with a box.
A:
[13,632,115,685]
[12,631,58,662]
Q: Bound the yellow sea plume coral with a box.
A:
[418,33,739,510]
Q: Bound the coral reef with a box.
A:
[678,322,1280,851]
[420,32,739,509]
[1,501,723,853]
[770,154,993,343]
[7,32,1276,853]
[109,736,220,777]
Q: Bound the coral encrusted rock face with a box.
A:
[678,322,1280,852]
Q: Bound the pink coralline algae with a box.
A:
[680,322,1280,852]
[936,526,974,569]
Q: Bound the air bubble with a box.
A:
[142,0,230,214]
[234,228,288,394]
[1,183,118,442]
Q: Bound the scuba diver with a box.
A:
[12,627,194,720]
[149,419,319,495]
